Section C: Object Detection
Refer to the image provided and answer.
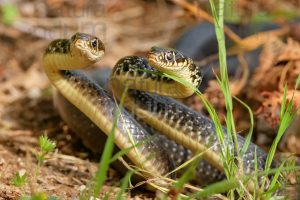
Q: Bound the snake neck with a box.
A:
[44,52,94,73]
[45,39,70,54]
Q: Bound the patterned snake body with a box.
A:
[44,33,275,188]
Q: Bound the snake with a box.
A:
[43,32,276,188]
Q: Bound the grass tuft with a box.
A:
[160,1,300,198]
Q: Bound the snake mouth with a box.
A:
[147,53,157,66]
[74,40,105,62]
[88,49,105,62]
[147,46,168,69]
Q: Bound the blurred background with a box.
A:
[0,0,300,199]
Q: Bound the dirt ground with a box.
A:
[0,0,299,199]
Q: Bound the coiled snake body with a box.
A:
[43,33,274,188]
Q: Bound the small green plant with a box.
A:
[11,170,27,187]
[37,135,56,167]
[11,135,56,200]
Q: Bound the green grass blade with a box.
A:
[253,147,258,198]
[295,73,300,89]
[263,79,299,191]
[172,155,200,191]
[110,137,152,163]
[264,160,286,199]
[233,96,254,156]
[193,178,240,198]
[92,113,117,198]
[209,3,241,195]
[280,84,288,119]
[102,193,109,200]
[116,171,134,200]
[172,166,195,191]
[166,146,216,177]
[92,84,129,198]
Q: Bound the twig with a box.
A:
[230,53,249,96]
[229,26,290,54]
[279,61,293,92]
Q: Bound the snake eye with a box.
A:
[91,39,98,49]
[165,52,173,61]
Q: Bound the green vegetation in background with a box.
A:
[20,193,58,200]
[1,3,18,25]
[224,0,300,23]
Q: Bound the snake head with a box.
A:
[70,33,105,62]
[147,46,194,78]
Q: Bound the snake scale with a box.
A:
[43,33,276,188]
